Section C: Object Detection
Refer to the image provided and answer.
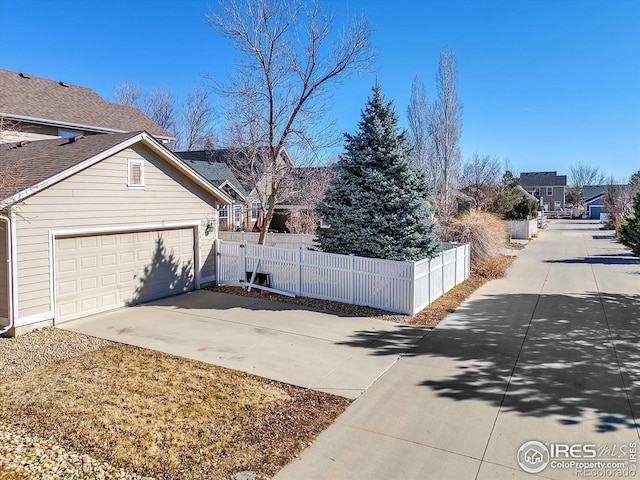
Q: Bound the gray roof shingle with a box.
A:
[0,69,172,140]
[175,152,248,197]
[519,171,567,187]
[176,149,261,195]
[0,132,141,202]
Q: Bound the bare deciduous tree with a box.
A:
[569,162,605,189]
[181,86,216,151]
[114,82,141,107]
[569,162,605,208]
[207,0,373,243]
[605,172,640,220]
[460,153,501,208]
[407,77,431,172]
[144,88,176,135]
[431,47,463,218]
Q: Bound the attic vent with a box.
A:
[128,159,144,188]
[59,81,70,87]
[18,140,30,147]
[19,73,31,79]
[68,135,84,143]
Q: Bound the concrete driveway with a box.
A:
[59,291,428,399]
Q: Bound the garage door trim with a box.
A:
[48,221,202,324]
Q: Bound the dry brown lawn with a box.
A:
[0,345,350,479]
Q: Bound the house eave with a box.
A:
[0,112,176,143]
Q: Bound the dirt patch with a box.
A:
[0,340,350,480]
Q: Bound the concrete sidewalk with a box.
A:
[60,291,428,399]
[276,220,640,479]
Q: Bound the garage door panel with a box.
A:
[80,256,98,269]
[80,236,98,248]
[55,228,195,323]
[58,258,77,273]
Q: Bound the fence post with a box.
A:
[409,261,416,316]
[453,245,458,286]
[442,250,446,293]
[427,257,431,306]
[297,247,302,296]
[350,254,355,305]
[215,238,220,285]
[242,241,247,289]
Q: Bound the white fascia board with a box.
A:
[0,112,175,142]
[0,133,146,209]
[218,180,247,201]
[137,133,233,205]
[0,132,232,209]
[50,221,201,238]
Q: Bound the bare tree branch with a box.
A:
[114,82,141,107]
[432,47,463,218]
[460,153,501,208]
[181,86,216,151]
[207,0,373,243]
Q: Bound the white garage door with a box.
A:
[55,228,195,323]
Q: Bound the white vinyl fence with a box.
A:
[218,231,316,249]
[216,240,470,316]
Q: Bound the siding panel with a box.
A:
[15,144,219,323]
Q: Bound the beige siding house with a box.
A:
[0,131,231,336]
[0,68,174,144]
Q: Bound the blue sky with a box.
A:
[1,0,638,181]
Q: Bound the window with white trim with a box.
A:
[219,205,229,219]
[251,202,262,220]
[546,187,553,196]
[128,159,144,188]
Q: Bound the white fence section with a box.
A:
[218,231,316,249]
[506,218,538,239]
[216,240,470,316]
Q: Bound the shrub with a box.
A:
[620,187,640,256]
[440,210,507,262]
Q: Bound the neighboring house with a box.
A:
[176,151,248,230]
[0,68,174,144]
[517,185,539,204]
[0,131,231,336]
[452,189,476,213]
[519,171,567,211]
[176,148,294,232]
[583,184,607,219]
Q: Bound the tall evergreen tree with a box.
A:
[316,86,439,261]
[619,186,640,256]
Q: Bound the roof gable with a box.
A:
[175,151,248,198]
[0,132,231,208]
[0,69,173,141]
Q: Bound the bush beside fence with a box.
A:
[216,240,470,316]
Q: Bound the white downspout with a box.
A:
[0,213,14,336]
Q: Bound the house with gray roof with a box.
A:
[0,68,174,144]
[0,131,230,336]
[519,171,567,211]
[176,150,251,230]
